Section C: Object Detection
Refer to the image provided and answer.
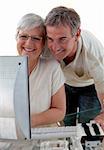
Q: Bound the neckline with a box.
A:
[29,59,40,75]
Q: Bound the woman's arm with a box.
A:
[31,85,66,127]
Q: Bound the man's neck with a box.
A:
[63,41,78,65]
[63,53,76,65]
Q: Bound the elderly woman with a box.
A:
[16,13,66,127]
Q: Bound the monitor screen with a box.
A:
[0,56,31,140]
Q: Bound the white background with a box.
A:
[0,0,104,55]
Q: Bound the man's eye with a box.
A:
[60,37,67,42]
[47,37,53,42]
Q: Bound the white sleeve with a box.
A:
[88,55,104,94]
[84,33,104,94]
[51,63,65,96]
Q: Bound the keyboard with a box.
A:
[78,121,104,150]
[31,121,104,140]
[77,121,104,137]
[31,126,76,140]
[31,122,104,150]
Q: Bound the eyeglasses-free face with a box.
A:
[46,25,78,61]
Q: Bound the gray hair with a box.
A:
[16,13,46,38]
[45,6,81,36]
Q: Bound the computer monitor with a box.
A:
[0,56,31,140]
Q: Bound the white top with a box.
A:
[60,30,104,94]
[29,57,65,114]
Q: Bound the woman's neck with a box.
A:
[28,58,39,75]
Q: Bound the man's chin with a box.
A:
[55,56,63,62]
[51,52,64,61]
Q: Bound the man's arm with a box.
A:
[94,93,104,130]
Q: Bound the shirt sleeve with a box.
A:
[51,62,65,96]
[88,54,104,94]
[85,31,104,94]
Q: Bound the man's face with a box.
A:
[46,25,77,61]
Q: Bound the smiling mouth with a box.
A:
[24,48,36,52]
[55,49,65,55]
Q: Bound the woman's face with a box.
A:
[17,27,45,62]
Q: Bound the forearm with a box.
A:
[31,108,65,127]
[98,93,104,111]
[31,86,66,127]
[94,112,104,131]
[94,93,104,130]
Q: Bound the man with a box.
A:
[44,6,104,126]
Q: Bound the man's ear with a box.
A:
[75,28,81,41]
[76,28,81,37]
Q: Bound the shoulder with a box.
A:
[81,30,104,54]
[81,30,103,46]
[40,56,60,70]
[39,57,65,83]
[81,30,95,37]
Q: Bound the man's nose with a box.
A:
[51,41,61,53]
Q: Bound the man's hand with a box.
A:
[94,112,104,131]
